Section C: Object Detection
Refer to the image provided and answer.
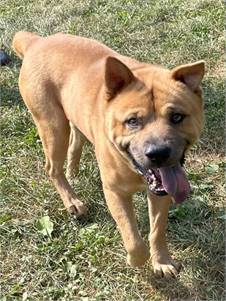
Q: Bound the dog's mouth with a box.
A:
[145,168,168,196]
[131,154,190,203]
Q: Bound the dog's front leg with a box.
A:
[148,193,181,278]
[103,187,150,267]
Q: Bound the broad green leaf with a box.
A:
[217,214,226,220]
[66,261,77,277]
[36,216,54,238]
[0,213,13,224]
[205,164,219,174]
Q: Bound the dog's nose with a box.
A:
[145,145,171,165]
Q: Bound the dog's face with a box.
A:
[104,57,205,202]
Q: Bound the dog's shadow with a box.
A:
[146,273,191,300]
[0,85,21,107]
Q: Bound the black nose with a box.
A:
[145,145,171,166]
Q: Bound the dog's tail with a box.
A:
[12,31,40,59]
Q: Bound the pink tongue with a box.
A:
[159,164,190,203]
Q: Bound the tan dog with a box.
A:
[12,32,204,278]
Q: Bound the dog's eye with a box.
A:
[125,117,141,129]
[170,113,185,124]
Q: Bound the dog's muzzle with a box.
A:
[128,150,190,203]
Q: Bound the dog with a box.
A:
[12,31,205,278]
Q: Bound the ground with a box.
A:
[0,1,225,300]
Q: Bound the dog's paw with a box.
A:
[127,244,150,267]
[67,199,88,217]
[152,256,181,278]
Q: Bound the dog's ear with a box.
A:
[105,56,135,100]
[171,61,205,92]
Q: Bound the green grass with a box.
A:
[0,0,225,300]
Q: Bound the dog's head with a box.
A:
[104,57,205,202]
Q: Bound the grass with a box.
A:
[0,0,225,300]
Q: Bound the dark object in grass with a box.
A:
[0,49,11,66]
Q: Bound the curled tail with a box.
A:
[12,31,40,59]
